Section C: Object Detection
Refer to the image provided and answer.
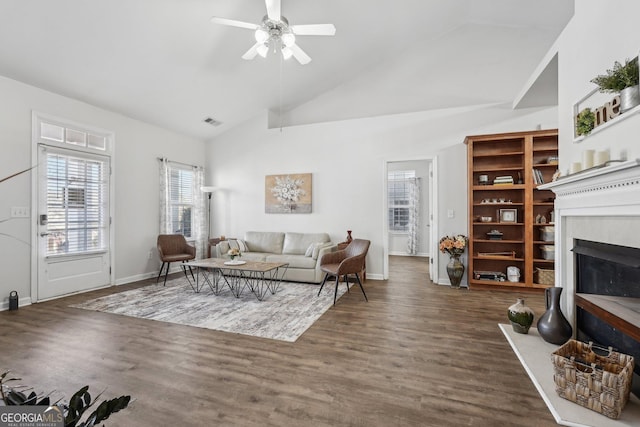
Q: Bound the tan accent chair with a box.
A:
[156,234,196,286]
[318,238,370,305]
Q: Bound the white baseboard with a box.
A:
[115,266,186,286]
[115,271,158,286]
[437,279,469,288]
[0,296,33,312]
[388,252,430,257]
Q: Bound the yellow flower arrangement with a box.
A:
[227,248,241,260]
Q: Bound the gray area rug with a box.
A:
[70,277,349,342]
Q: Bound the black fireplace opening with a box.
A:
[574,239,640,398]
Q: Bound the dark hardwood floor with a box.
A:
[0,256,556,426]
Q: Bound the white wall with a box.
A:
[206,105,559,284]
[557,0,640,171]
[0,75,205,307]
[387,159,431,256]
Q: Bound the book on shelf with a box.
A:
[493,175,514,185]
[532,168,545,185]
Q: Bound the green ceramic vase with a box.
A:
[507,298,534,334]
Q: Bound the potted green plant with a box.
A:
[591,57,640,112]
[575,108,595,136]
[1,370,131,427]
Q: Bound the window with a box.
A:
[388,170,416,232]
[45,151,109,255]
[40,120,107,151]
[168,166,195,238]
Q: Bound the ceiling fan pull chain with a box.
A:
[279,53,284,132]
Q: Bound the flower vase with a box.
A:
[507,298,534,334]
[537,287,572,345]
[446,254,464,289]
[620,85,640,113]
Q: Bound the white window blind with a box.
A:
[46,151,109,255]
[388,170,416,232]
[168,166,195,238]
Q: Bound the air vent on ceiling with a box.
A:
[203,117,222,127]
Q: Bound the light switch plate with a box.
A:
[10,206,29,218]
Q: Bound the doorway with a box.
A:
[383,157,438,282]
[31,113,114,301]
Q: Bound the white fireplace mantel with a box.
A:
[539,158,640,328]
[539,159,640,211]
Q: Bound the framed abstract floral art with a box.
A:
[265,173,312,213]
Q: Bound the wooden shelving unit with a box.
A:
[465,129,558,291]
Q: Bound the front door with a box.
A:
[36,144,111,301]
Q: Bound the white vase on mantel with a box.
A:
[620,85,640,113]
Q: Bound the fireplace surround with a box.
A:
[573,238,640,397]
[540,159,640,398]
[498,160,640,426]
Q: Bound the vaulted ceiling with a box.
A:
[0,0,574,140]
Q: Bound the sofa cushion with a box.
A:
[244,231,285,254]
[283,232,330,255]
[265,254,317,269]
[238,252,268,262]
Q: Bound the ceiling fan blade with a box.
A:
[290,43,311,65]
[265,0,281,21]
[242,43,261,60]
[211,17,259,30]
[291,24,336,36]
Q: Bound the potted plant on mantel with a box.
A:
[591,57,640,113]
[575,108,596,136]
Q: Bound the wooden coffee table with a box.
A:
[185,258,289,301]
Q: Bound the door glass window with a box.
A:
[45,151,109,255]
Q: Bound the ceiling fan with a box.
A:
[211,0,336,65]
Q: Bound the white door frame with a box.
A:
[30,111,115,302]
[429,157,439,284]
[382,156,438,281]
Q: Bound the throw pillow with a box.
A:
[228,240,240,251]
[305,243,315,257]
[217,241,230,256]
[236,239,248,252]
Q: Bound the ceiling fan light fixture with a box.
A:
[281,32,295,47]
[256,43,269,58]
[254,28,269,44]
[281,46,293,60]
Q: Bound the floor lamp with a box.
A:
[201,186,218,240]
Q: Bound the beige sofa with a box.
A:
[213,231,335,283]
